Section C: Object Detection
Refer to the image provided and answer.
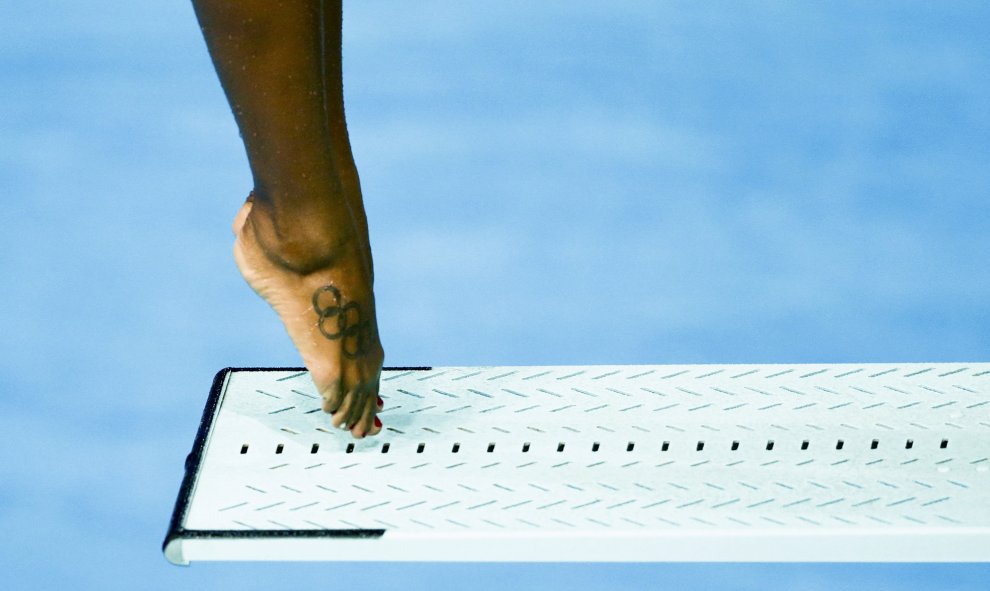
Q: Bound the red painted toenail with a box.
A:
[374,416,382,428]
[377,396,383,408]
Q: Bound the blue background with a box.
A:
[2,0,989,588]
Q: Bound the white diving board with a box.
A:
[164,363,990,564]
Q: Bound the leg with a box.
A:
[192,0,383,437]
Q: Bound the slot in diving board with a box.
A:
[164,363,990,564]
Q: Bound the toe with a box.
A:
[368,413,383,437]
[343,388,371,435]
[368,396,385,436]
[351,395,378,438]
[320,379,344,414]
[368,395,384,436]
[330,392,354,429]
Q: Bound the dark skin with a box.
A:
[192,0,383,438]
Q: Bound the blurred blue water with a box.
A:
[1,0,988,589]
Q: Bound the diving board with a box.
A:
[163,363,990,564]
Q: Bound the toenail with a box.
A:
[374,416,382,428]
[377,396,383,408]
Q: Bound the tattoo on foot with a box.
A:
[312,285,373,359]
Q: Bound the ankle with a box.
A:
[243,199,366,276]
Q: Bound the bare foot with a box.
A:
[232,197,385,438]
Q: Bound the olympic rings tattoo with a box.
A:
[311,285,374,359]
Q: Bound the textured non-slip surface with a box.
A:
[166,364,990,563]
